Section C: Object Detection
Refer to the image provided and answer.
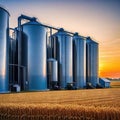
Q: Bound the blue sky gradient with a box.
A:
[0,0,120,78]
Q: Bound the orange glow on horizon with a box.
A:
[1,0,120,79]
[99,56,120,78]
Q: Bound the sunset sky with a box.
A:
[0,0,120,78]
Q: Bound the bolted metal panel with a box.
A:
[22,21,47,91]
[86,37,99,87]
[52,28,73,89]
[47,58,58,89]
[0,7,9,92]
[73,33,86,88]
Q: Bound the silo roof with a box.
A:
[0,6,10,16]
[100,78,111,83]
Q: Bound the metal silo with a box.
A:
[0,7,9,93]
[86,37,99,87]
[21,21,47,91]
[73,33,86,89]
[52,28,73,89]
[47,58,58,89]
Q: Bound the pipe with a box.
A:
[9,64,26,68]
[41,24,86,38]
[18,14,86,38]
[9,28,15,31]
[18,14,36,31]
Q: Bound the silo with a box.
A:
[52,28,73,89]
[0,7,9,92]
[73,33,86,89]
[86,37,99,87]
[47,58,58,89]
[21,21,47,91]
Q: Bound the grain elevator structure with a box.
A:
[0,6,100,93]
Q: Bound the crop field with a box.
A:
[0,88,120,120]
[111,81,120,88]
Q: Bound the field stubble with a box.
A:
[111,81,120,88]
[0,88,120,120]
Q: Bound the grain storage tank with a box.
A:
[73,33,86,89]
[52,28,73,89]
[86,37,99,87]
[21,21,47,91]
[47,58,58,89]
[0,7,9,93]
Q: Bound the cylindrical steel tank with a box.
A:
[86,37,99,87]
[52,28,73,89]
[73,33,86,88]
[21,21,47,91]
[47,58,58,89]
[0,7,9,92]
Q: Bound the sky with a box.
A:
[0,0,120,78]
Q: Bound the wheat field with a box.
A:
[0,88,120,120]
[111,81,120,88]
